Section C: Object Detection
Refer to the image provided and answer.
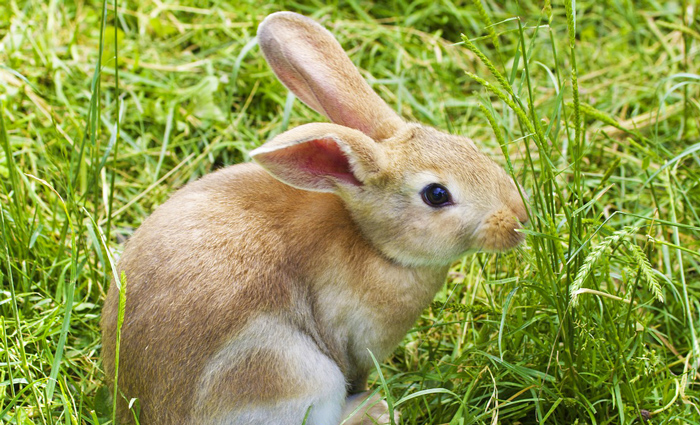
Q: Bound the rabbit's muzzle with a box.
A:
[477,206,528,252]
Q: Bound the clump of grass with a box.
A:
[1,0,698,424]
[570,226,662,307]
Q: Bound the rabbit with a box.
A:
[101,11,528,425]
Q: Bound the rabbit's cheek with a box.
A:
[418,205,480,254]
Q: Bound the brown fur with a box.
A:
[101,12,527,425]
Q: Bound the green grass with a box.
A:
[1,0,699,423]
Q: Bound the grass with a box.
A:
[1,0,699,423]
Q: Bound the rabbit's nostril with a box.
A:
[517,212,529,227]
[507,178,529,226]
[512,203,529,227]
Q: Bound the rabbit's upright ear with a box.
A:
[250,123,385,192]
[257,12,404,141]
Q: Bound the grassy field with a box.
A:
[1,0,699,423]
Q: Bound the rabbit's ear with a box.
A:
[257,12,404,141]
[250,123,384,192]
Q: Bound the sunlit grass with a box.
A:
[1,0,698,423]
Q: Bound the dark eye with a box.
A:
[421,184,452,207]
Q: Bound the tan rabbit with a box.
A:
[101,11,528,425]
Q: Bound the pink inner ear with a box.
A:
[289,137,361,186]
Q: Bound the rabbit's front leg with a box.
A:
[340,392,398,425]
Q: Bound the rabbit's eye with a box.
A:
[421,184,452,207]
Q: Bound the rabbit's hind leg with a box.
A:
[191,314,346,425]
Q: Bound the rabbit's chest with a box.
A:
[313,264,448,375]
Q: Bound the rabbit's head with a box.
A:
[253,12,527,267]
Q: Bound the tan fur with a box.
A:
[101,11,527,425]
